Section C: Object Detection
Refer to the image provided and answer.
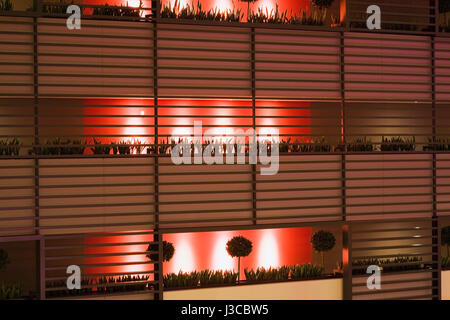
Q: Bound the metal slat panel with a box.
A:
[0,16,34,97]
[38,158,155,235]
[350,219,437,300]
[346,154,433,221]
[37,18,154,98]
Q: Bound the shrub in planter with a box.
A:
[310,230,336,267]
[442,256,450,270]
[42,0,72,14]
[93,1,142,17]
[0,283,22,300]
[244,266,290,283]
[46,278,94,298]
[0,138,20,156]
[0,249,10,271]
[226,236,253,282]
[163,271,200,289]
[90,138,111,155]
[160,0,243,22]
[347,137,373,152]
[352,256,424,275]
[97,275,149,293]
[290,263,324,280]
[442,226,450,258]
[0,0,13,11]
[199,269,238,286]
[29,138,85,156]
[117,140,131,155]
[147,240,175,263]
[423,137,450,151]
[380,136,415,152]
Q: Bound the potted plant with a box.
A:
[442,226,450,258]
[146,240,175,263]
[310,230,336,268]
[440,0,450,31]
[0,0,13,11]
[0,249,10,271]
[226,235,253,283]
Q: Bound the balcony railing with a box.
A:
[0,0,447,34]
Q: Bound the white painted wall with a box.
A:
[164,278,343,300]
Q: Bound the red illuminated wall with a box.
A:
[83,98,154,152]
[84,227,312,279]
[82,0,311,18]
[164,227,312,275]
[85,231,154,276]
[83,98,311,150]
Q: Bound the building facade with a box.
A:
[0,0,449,300]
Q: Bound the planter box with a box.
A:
[163,278,343,300]
[442,270,450,300]
[48,290,154,300]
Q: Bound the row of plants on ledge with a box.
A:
[349,21,432,32]
[27,138,153,156]
[0,282,22,300]
[0,249,37,300]
[0,138,20,156]
[442,256,450,270]
[163,263,327,290]
[164,270,239,289]
[8,135,450,156]
[0,0,12,11]
[46,275,150,298]
[40,0,143,17]
[248,5,337,26]
[41,0,72,14]
[352,256,427,275]
[161,0,243,22]
[440,0,450,32]
[0,248,22,300]
[160,0,337,26]
[92,1,143,17]
[244,264,326,282]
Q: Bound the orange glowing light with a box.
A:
[258,229,279,268]
[127,0,141,7]
[170,233,196,272]
[258,0,275,15]
[211,232,235,271]
[213,0,232,12]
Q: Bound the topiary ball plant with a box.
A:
[311,230,336,267]
[442,226,450,258]
[226,236,253,282]
[146,241,175,262]
[0,249,10,271]
[312,0,335,9]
